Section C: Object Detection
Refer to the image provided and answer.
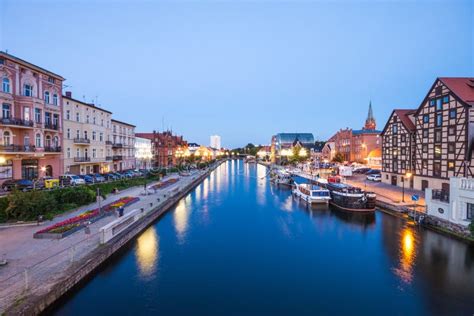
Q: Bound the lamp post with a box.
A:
[402,172,412,202]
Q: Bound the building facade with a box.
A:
[381,109,416,188]
[0,52,64,182]
[135,131,187,168]
[111,119,135,171]
[210,135,221,149]
[270,133,315,163]
[62,92,113,174]
[331,102,381,163]
[135,136,153,169]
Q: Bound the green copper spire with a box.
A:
[367,101,374,121]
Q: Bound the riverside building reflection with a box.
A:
[135,227,159,278]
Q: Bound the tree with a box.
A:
[332,152,344,163]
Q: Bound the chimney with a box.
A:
[65,91,72,98]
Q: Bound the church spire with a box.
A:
[364,101,376,130]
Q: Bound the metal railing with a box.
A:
[0,145,36,152]
[105,156,113,161]
[112,155,123,161]
[432,189,449,203]
[112,143,123,148]
[44,146,61,153]
[73,138,90,144]
[0,117,34,127]
[105,140,113,145]
[44,122,59,130]
[74,157,91,162]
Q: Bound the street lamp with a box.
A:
[402,172,412,202]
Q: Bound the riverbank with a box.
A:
[1,160,226,315]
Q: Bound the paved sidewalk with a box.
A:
[0,171,204,313]
[345,174,425,207]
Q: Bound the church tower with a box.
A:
[364,101,376,130]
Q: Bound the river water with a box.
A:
[52,160,474,315]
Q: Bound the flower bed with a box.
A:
[149,178,179,191]
[34,196,140,239]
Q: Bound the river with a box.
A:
[51,160,474,315]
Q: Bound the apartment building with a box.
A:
[135,131,187,168]
[111,119,135,171]
[0,52,64,182]
[381,109,416,188]
[62,92,113,174]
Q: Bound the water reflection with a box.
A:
[256,164,267,205]
[394,227,417,285]
[135,227,159,278]
[173,199,190,243]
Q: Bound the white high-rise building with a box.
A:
[210,135,221,149]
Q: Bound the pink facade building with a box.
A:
[0,52,64,183]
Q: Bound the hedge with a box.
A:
[0,174,162,223]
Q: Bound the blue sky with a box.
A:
[1,0,473,148]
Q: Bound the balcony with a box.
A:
[106,156,113,161]
[73,138,91,145]
[112,143,123,148]
[432,189,449,203]
[44,122,59,131]
[74,157,91,163]
[112,155,123,161]
[0,117,34,128]
[0,144,36,153]
[44,146,62,153]
[105,140,113,145]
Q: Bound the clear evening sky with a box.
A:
[0,0,473,148]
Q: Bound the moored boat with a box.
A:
[292,182,331,204]
[316,178,376,212]
[270,169,292,186]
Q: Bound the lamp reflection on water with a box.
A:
[135,227,159,278]
[173,199,190,243]
[394,227,417,284]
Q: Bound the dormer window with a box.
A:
[23,84,33,97]
[44,91,50,104]
[48,77,55,83]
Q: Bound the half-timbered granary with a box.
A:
[413,78,474,192]
[381,109,416,188]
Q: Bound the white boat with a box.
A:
[271,169,292,186]
[292,182,331,204]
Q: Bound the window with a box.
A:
[76,112,80,122]
[101,119,104,126]
[392,161,398,172]
[44,91,50,104]
[434,145,442,159]
[66,110,70,120]
[53,114,59,127]
[436,98,442,111]
[2,104,11,118]
[448,126,456,136]
[423,114,429,123]
[86,115,89,124]
[392,125,398,134]
[443,95,449,103]
[449,109,456,119]
[45,135,51,148]
[3,131,10,146]
[422,160,428,169]
[92,131,96,141]
[76,130,80,139]
[93,117,96,124]
[392,136,398,146]
[448,143,455,154]
[401,147,406,155]
[467,203,474,219]
[23,84,33,97]
[429,99,435,106]
[433,162,441,177]
[401,161,406,169]
[434,130,442,143]
[53,94,58,106]
[2,77,10,93]
[48,77,55,83]
[92,149,96,158]
[447,160,455,171]
[35,108,41,123]
[422,144,428,153]
[423,129,428,138]
[23,107,30,121]
[76,148,80,158]
[24,135,30,146]
[84,131,88,139]
[67,129,71,139]
[401,134,406,142]
[67,148,71,158]
[35,133,41,147]
[436,114,442,127]
[99,132,103,142]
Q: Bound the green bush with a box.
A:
[470,220,474,237]
[6,190,58,221]
[0,196,8,222]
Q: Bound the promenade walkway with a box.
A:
[0,171,204,313]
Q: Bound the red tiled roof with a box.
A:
[394,109,416,132]
[439,77,474,106]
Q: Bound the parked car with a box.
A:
[2,179,35,191]
[103,173,118,181]
[60,174,85,186]
[92,174,106,183]
[79,174,95,184]
[353,167,371,174]
[366,169,381,175]
[367,174,382,182]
